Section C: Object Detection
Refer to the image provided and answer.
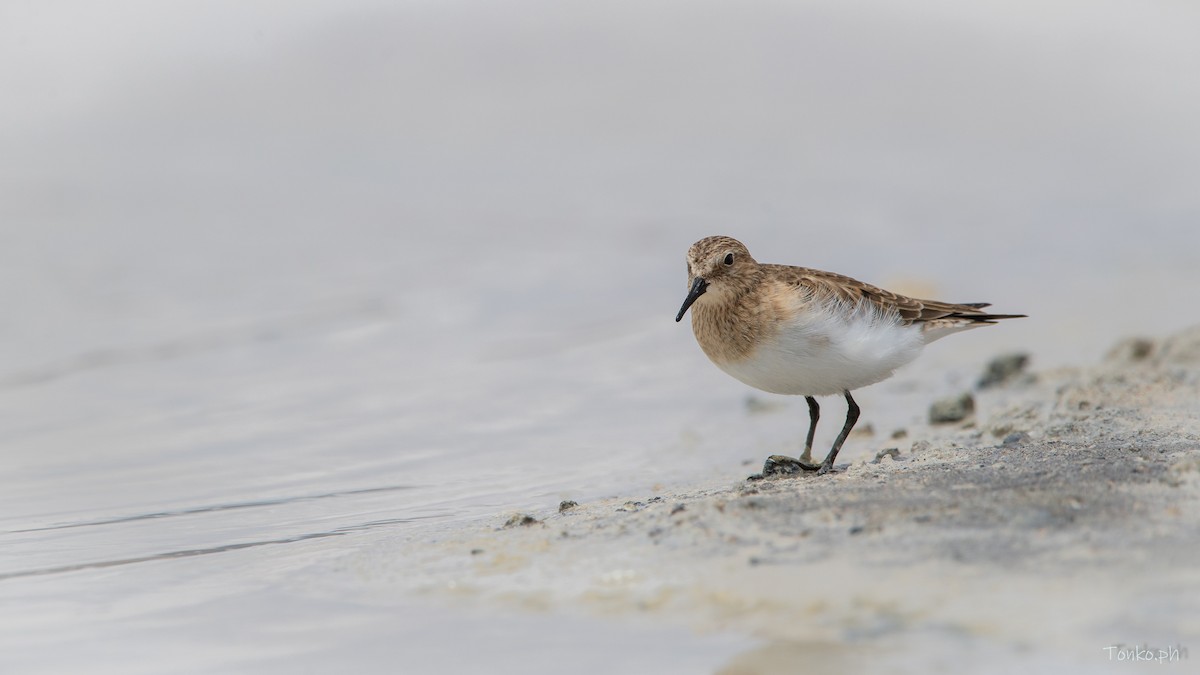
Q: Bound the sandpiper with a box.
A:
[675,235,1024,476]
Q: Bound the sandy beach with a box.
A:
[353,327,1200,673]
[5,2,1200,672]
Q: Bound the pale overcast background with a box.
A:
[2,1,1198,673]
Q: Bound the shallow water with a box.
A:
[3,0,1199,672]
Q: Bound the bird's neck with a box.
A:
[690,281,770,363]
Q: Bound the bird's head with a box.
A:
[675,235,756,322]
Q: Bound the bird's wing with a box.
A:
[766,265,1021,325]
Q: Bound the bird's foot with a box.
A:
[747,454,823,480]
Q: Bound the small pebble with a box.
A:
[1104,337,1155,364]
[870,447,901,464]
[558,500,579,513]
[977,352,1031,388]
[1002,432,1029,447]
[503,513,540,528]
[929,392,975,424]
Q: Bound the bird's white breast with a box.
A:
[714,300,926,396]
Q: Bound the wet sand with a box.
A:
[354,327,1200,673]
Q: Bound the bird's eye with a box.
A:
[723,253,734,266]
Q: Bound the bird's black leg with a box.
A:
[798,396,820,465]
[749,396,823,479]
[817,390,859,475]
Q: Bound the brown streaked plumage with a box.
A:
[676,235,1025,476]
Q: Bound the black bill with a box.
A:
[675,277,708,322]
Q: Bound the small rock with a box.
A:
[990,422,1014,438]
[929,392,975,424]
[616,501,642,512]
[1002,431,1030,447]
[470,548,484,555]
[870,447,901,464]
[558,500,579,513]
[1104,336,1156,364]
[977,352,1031,388]
[910,440,931,454]
[503,514,540,528]
[670,504,686,516]
[891,428,908,440]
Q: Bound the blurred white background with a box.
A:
[2,1,1198,672]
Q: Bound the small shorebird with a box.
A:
[675,235,1024,476]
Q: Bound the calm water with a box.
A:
[2,1,1198,672]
